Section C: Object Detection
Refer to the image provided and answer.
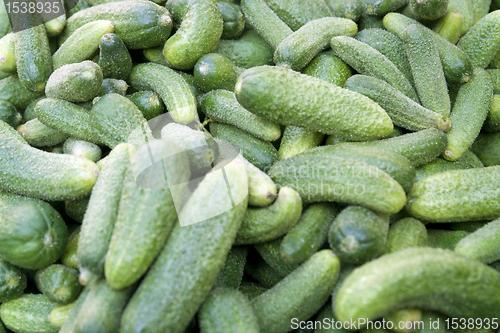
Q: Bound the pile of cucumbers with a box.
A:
[2,0,500,332]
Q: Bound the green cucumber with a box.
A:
[345,75,450,132]
[301,51,352,87]
[0,0,11,38]
[415,156,476,182]
[218,2,245,39]
[142,46,168,66]
[471,133,500,166]
[194,53,244,92]
[403,24,451,118]
[164,0,223,70]
[483,95,500,131]
[360,0,408,15]
[385,309,423,333]
[314,303,349,333]
[487,69,500,94]
[98,78,128,96]
[22,97,44,122]
[280,203,338,265]
[0,75,44,109]
[239,28,273,47]
[328,205,389,264]
[278,126,324,160]
[120,158,248,333]
[235,66,393,141]
[246,260,284,288]
[127,91,164,120]
[78,143,134,281]
[410,0,449,20]
[74,278,135,333]
[15,25,53,92]
[61,227,80,270]
[240,0,293,49]
[254,238,298,277]
[49,302,76,328]
[407,166,500,222]
[213,246,247,289]
[17,119,69,147]
[252,250,340,333]
[0,294,58,333]
[238,282,268,300]
[385,217,428,253]
[59,279,95,333]
[0,117,28,145]
[472,0,491,23]
[341,128,448,167]
[45,15,67,38]
[325,0,362,21]
[0,33,15,73]
[35,264,82,304]
[449,221,489,232]
[98,33,132,80]
[63,138,102,162]
[443,68,493,161]
[330,36,418,102]
[0,100,20,127]
[427,229,469,250]
[65,197,89,223]
[359,12,385,30]
[235,186,302,245]
[268,154,406,214]
[129,62,197,124]
[458,10,500,68]
[46,61,103,102]
[201,89,281,141]
[383,12,473,84]
[210,122,279,171]
[53,20,114,69]
[262,0,332,31]
[433,10,463,44]
[446,0,474,35]
[274,17,358,71]
[335,247,500,322]
[454,218,500,264]
[60,1,172,49]
[215,39,274,68]
[199,288,260,333]
[0,259,27,302]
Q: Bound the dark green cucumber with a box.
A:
[471,133,500,166]
[446,0,474,35]
[0,294,58,333]
[120,159,248,333]
[17,119,69,148]
[218,2,245,39]
[254,238,298,277]
[0,100,20,127]
[449,221,489,232]
[15,25,53,92]
[60,1,173,49]
[46,61,103,102]
[386,217,428,253]
[407,166,500,222]
[427,229,469,250]
[213,246,248,289]
[360,0,408,16]
[215,39,274,68]
[335,247,500,322]
[278,126,324,160]
[199,288,260,333]
[127,91,164,120]
[246,260,284,288]
[35,264,82,304]
[301,51,352,87]
[98,33,132,80]
[410,0,448,20]
[345,75,450,132]
[194,53,244,91]
[325,0,362,21]
[252,250,340,333]
[98,78,128,96]
[280,203,338,265]
[0,259,27,303]
[483,95,500,132]
[359,12,385,30]
[433,10,464,45]
[61,227,80,270]
[65,197,90,223]
[234,66,393,141]
[238,282,268,300]
[49,302,76,328]
[129,62,197,124]
[454,218,500,264]
[262,0,332,31]
[0,75,44,109]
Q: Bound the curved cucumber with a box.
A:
[386,217,428,253]
[335,248,500,322]
[301,51,352,87]
[18,119,69,148]
[433,10,463,44]
[278,126,324,160]
[215,39,274,68]
[0,294,58,333]
[34,264,82,304]
[0,259,27,303]
[263,0,332,31]
[454,218,500,264]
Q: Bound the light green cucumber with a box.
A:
[325,0,362,21]
[280,203,338,265]
[301,51,352,87]
[267,154,407,214]
[443,68,493,161]
[61,227,80,270]
[35,264,82,304]
[0,75,44,109]
[472,0,492,23]
[454,218,500,264]
[407,166,500,222]
[433,10,463,44]
[240,0,293,49]
[215,39,274,68]
[458,10,500,68]
[0,294,58,333]
[252,250,340,333]
[218,2,245,39]
[360,0,409,16]
[403,24,451,118]
[201,89,280,141]
[254,238,298,277]
[98,33,132,80]
[128,62,197,124]
[263,0,332,31]
[415,156,476,182]
[385,217,428,253]
[345,75,450,132]
[45,15,67,37]
[193,53,244,92]
[487,69,500,94]
[410,0,449,20]
[63,138,102,162]
[335,247,500,323]
[199,288,260,333]
[78,143,134,281]
[213,246,247,289]
[278,126,324,160]
[446,0,474,35]
[164,0,223,70]
[53,20,114,69]
[49,302,76,328]
[471,133,500,166]
[235,186,302,245]
[127,91,164,120]
[235,66,393,141]
[0,33,15,73]
[17,119,69,147]
[0,258,27,303]
[120,158,248,333]
[274,17,357,71]
[98,78,128,96]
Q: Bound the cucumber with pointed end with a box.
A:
[0,259,27,303]
[35,264,82,304]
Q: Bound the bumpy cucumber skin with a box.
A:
[263,0,332,31]
[213,246,247,289]
[443,68,493,161]
[98,33,132,80]
[53,20,115,70]
[236,186,302,245]
[194,53,242,91]
[360,0,408,16]
[325,0,361,21]
[252,250,340,333]
[0,259,27,303]
[0,100,20,128]
[61,227,80,270]
[472,0,492,23]
[199,288,260,333]
[59,279,95,333]
[254,238,298,277]
[278,126,324,160]
[49,302,76,328]
[240,0,293,49]
[345,75,450,132]
[483,94,500,132]
[0,294,58,333]
[268,154,407,214]
[0,33,16,73]
[18,119,69,148]
[471,133,500,166]
[410,0,448,20]
[22,97,45,122]
[60,1,173,49]
[0,0,11,38]
[274,17,357,71]
[15,25,53,92]
[215,39,274,68]
[34,265,82,304]
[120,160,248,333]
[403,24,451,118]
[164,0,223,70]
[64,198,88,223]
[218,2,245,39]
[433,10,463,44]
[235,66,393,141]
[335,248,500,321]
[302,51,352,87]
[386,217,428,253]
[63,138,102,162]
[129,62,197,124]
[330,36,419,102]
[427,229,469,250]
[447,0,474,35]
[127,91,164,120]
[454,218,500,264]
[0,75,44,109]
[280,203,338,265]
[247,260,284,288]
[98,78,128,96]
[407,166,500,222]
[201,89,281,141]
[415,157,475,182]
